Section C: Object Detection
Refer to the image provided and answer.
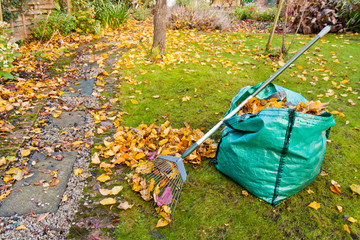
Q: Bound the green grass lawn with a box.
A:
[104,30,360,239]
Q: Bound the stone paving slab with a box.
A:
[49,111,86,128]
[0,151,77,217]
[63,78,95,97]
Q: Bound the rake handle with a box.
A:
[181,25,332,159]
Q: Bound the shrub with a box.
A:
[258,7,277,21]
[337,0,360,32]
[167,6,232,31]
[31,11,75,40]
[234,4,259,20]
[129,7,151,21]
[0,22,20,80]
[73,9,98,34]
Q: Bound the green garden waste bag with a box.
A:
[214,83,336,205]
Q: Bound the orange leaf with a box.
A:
[330,185,341,195]
[131,99,139,104]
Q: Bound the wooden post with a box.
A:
[67,0,72,15]
[21,13,27,38]
[0,0,3,22]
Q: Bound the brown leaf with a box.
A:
[52,154,64,161]
[37,212,50,222]
[117,201,134,210]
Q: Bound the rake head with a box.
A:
[129,155,187,224]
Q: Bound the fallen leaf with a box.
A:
[49,178,60,187]
[350,184,360,195]
[331,180,341,188]
[52,154,64,161]
[97,174,111,182]
[131,99,139,104]
[153,95,160,98]
[99,188,112,196]
[330,185,341,195]
[61,194,68,202]
[0,189,13,200]
[91,152,101,164]
[156,218,170,228]
[242,190,249,196]
[308,201,320,210]
[111,186,123,195]
[21,149,31,157]
[336,205,343,213]
[74,168,83,176]
[118,201,134,210]
[15,225,26,230]
[307,188,314,194]
[348,217,358,223]
[100,198,116,205]
[37,212,50,222]
[344,224,351,234]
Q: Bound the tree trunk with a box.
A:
[152,0,167,57]
[266,0,285,52]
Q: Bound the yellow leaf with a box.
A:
[0,189,13,200]
[135,152,146,160]
[97,174,111,182]
[21,149,31,157]
[348,217,358,223]
[344,224,350,234]
[74,168,83,176]
[331,111,345,117]
[297,65,303,69]
[350,184,360,195]
[308,201,320,210]
[15,225,26,230]
[100,198,116,205]
[91,152,101,164]
[131,99,139,104]
[341,79,349,84]
[153,95,160,98]
[156,218,170,228]
[159,139,168,146]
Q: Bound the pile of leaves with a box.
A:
[94,121,217,227]
[237,97,329,116]
[288,0,360,34]
[167,7,232,31]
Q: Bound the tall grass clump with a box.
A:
[96,0,129,28]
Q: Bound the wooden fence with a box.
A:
[0,0,57,41]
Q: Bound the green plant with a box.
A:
[93,22,102,35]
[96,0,128,28]
[1,0,29,22]
[258,7,277,21]
[0,22,20,80]
[129,6,150,21]
[336,0,360,32]
[73,9,98,34]
[234,4,259,20]
[31,11,75,40]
